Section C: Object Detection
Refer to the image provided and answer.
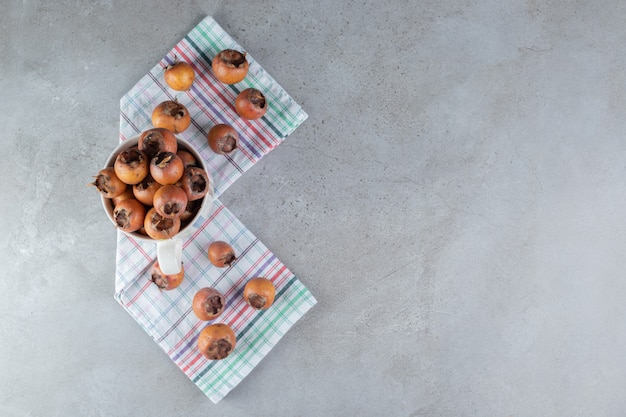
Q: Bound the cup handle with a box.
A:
[156,239,183,275]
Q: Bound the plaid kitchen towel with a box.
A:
[119,15,308,197]
[113,16,316,403]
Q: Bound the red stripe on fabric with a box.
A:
[173,43,211,77]
[128,236,152,260]
[125,279,153,307]
[168,325,199,355]
[237,117,278,152]
[181,351,204,374]
[243,249,272,277]
[172,320,205,354]
[271,265,289,286]
[221,294,256,325]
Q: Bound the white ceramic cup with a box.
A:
[101,135,214,274]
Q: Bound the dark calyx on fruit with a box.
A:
[136,176,154,190]
[220,50,246,67]
[142,131,165,158]
[94,173,113,193]
[151,272,167,289]
[220,252,236,267]
[248,294,267,309]
[190,172,207,193]
[151,212,174,231]
[249,89,266,108]
[162,201,182,216]
[120,148,144,165]
[205,295,223,315]
[185,199,201,214]
[218,136,237,153]
[207,339,233,360]
[114,209,130,228]
[163,101,187,119]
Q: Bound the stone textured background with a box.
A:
[2,1,626,415]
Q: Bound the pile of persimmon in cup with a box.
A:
[91,128,211,239]
[91,48,274,361]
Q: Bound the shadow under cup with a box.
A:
[100,136,214,274]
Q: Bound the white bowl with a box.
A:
[101,135,214,274]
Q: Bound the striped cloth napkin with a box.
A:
[113,16,317,403]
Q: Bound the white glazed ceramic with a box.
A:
[101,135,214,274]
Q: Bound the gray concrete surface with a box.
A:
[2,0,626,415]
